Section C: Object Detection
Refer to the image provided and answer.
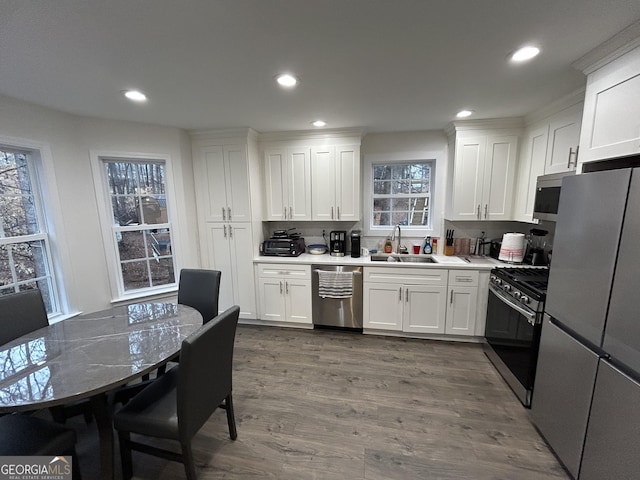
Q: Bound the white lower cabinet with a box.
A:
[363,267,448,333]
[256,264,312,325]
[363,267,481,337]
[204,223,255,319]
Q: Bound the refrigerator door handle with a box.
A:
[489,284,538,323]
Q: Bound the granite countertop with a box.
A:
[254,253,510,269]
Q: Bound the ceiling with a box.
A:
[1,1,640,133]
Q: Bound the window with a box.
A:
[0,148,60,313]
[102,158,176,295]
[371,161,433,229]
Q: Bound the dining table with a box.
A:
[0,302,203,480]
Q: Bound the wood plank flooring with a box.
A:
[69,325,569,479]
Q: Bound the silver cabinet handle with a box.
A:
[222,207,226,221]
[283,207,287,219]
[279,281,283,294]
[228,207,231,221]
[331,206,334,220]
[405,288,409,303]
[223,225,227,238]
[567,146,579,168]
[229,224,233,238]
[337,206,340,219]
[477,205,480,219]
[450,290,454,304]
[285,281,289,294]
[398,287,402,301]
[484,204,488,219]
[289,206,293,219]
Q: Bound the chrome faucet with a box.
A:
[391,224,402,254]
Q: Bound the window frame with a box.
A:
[91,151,180,302]
[0,141,67,318]
[363,151,444,238]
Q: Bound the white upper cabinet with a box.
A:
[197,144,251,223]
[545,102,582,174]
[449,133,518,221]
[263,147,311,221]
[513,125,549,222]
[578,45,640,166]
[311,145,360,221]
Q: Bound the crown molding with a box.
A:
[189,127,259,144]
[524,87,586,126]
[572,19,640,75]
[257,127,365,143]
[445,117,524,136]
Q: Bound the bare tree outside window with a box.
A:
[0,149,58,313]
[372,162,432,229]
[104,160,175,293]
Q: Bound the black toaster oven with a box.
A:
[261,237,306,257]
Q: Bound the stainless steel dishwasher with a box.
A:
[312,265,363,329]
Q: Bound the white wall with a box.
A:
[0,95,199,314]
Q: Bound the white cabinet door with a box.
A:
[579,46,640,165]
[264,148,287,221]
[258,278,287,322]
[224,145,251,222]
[205,224,234,312]
[200,146,227,222]
[363,283,403,331]
[545,103,582,174]
[513,125,549,222]
[403,285,447,334]
[284,278,312,324]
[445,286,478,336]
[336,145,360,221]
[483,136,518,220]
[451,137,486,220]
[228,223,256,318]
[287,147,312,220]
[311,146,337,221]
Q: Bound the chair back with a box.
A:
[0,290,49,346]
[177,305,240,441]
[177,269,221,324]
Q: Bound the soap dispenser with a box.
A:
[423,236,432,254]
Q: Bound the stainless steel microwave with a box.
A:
[533,172,575,222]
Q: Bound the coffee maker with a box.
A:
[330,230,346,257]
[350,231,361,258]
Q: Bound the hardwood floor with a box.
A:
[69,325,569,479]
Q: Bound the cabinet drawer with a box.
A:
[448,270,479,286]
[364,267,448,285]
[257,263,311,279]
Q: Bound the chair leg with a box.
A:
[181,441,197,480]
[70,446,82,480]
[118,430,134,480]
[225,393,237,440]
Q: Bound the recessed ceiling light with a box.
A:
[511,46,540,62]
[275,73,298,88]
[312,120,327,127]
[123,90,147,102]
[456,110,474,118]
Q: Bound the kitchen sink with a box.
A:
[370,254,437,263]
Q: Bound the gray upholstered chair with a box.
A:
[0,414,81,479]
[0,289,49,346]
[113,305,240,480]
[177,268,222,324]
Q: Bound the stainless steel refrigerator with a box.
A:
[531,167,640,480]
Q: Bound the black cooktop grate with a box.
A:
[493,267,549,299]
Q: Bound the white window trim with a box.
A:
[90,150,181,303]
[363,150,446,238]
[0,134,73,321]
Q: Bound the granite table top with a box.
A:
[0,302,202,412]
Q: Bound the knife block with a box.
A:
[444,245,454,256]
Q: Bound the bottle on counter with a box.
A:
[383,237,393,253]
[432,238,438,254]
[423,236,432,254]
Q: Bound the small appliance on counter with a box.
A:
[261,229,306,257]
[525,228,549,266]
[350,231,361,258]
[498,232,525,263]
[330,230,346,257]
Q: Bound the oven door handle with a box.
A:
[489,284,539,325]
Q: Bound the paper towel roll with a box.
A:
[499,233,525,263]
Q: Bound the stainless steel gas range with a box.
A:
[484,267,549,407]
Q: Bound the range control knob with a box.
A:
[494,278,502,286]
[503,284,511,293]
[513,291,521,299]
[520,295,530,304]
